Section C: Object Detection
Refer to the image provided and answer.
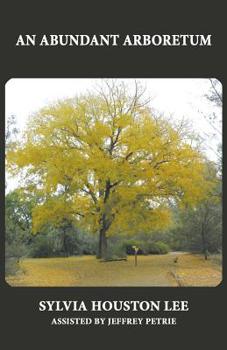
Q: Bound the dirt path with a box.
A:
[6,253,221,287]
[172,253,222,286]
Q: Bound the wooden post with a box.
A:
[133,246,139,266]
[135,251,137,266]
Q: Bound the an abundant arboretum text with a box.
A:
[16,34,212,47]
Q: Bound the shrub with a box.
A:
[121,239,170,255]
[5,241,28,259]
[122,240,144,255]
[5,258,20,276]
[139,242,155,255]
[29,229,98,258]
[5,242,29,276]
[155,241,170,254]
[104,241,127,260]
[147,241,170,254]
[30,235,56,258]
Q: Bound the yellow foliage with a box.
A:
[7,91,211,237]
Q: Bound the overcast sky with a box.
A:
[5,78,222,191]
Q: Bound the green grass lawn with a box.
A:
[6,253,222,287]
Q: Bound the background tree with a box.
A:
[206,78,222,107]
[5,189,33,274]
[5,114,19,150]
[7,81,210,259]
[5,188,97,275]
[167,161,221,259]
[199,78,222,164]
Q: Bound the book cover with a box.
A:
[0,2,225,347]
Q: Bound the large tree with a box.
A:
[7,82,209,258]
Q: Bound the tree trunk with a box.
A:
[62,229,68,257]
[97,227,108,259]
[201,226,208,260]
